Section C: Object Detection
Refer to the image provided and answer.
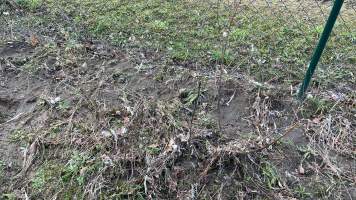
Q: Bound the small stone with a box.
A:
[49,97,61,105]
[101,130,111,137]
[298,164,305,175]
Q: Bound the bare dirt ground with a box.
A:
[0,1,355,199]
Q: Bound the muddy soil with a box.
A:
[2,36,352,199]
[0,41,42,190]
[0,3,354,199]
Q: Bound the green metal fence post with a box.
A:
[297,0,344,100]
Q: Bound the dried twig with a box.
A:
[189,81,201,135]
[245,122,300,154]
[216,67,223,133]
[226,89,236,106]
[199,122,300,180]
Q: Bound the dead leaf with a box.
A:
[30,35,39,47]
[123,116,130,125]
[312,117,321,123]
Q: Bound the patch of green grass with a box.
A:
[64,39,85,55]
[61,152,88,184]
[111,182,145,200]
[23,63,39,73]
[22,43,58,73]
[146,145,161,155]
[293,185,311,199]
[169,42,191,62]
[211,49,234,65]
[149,20,169,32]
[1,1,354,199]
[199,114,217,129]
[230,28,249,41]
[179,88,201,106]
[37,0,355,88]
[301,96,334,118]
[32,167,49,191]
[261,161,282,189]
[58,100,71,110]
[61,152,104,188]
[29,162,64,196]
[48,124,62,138]
[9,129,32,144]
[16,0,43,11]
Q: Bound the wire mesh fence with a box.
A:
[1,1,355,199]
[205,0,355,86]
[1,0,354,92]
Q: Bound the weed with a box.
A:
[230,28,249,41]
[60,152,103,194]
[49,125,62,138]
[261,162,281,189]
[180,88,200,106]
[23,63,38,73]
[58,100,71,110]
[32,167,48,191]
[29,162,63,196]
[211,50,234,65]
[301,96,333,118]
[146,146,161,155]
[293,185,311,199]
[313,25,324,35]
[199,114,217,129]
[112,182,145,200]
[61,152,88,184]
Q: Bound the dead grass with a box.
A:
[0,0,355,199]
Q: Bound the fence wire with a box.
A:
[204,0,355,87]
[1,0,354,87]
